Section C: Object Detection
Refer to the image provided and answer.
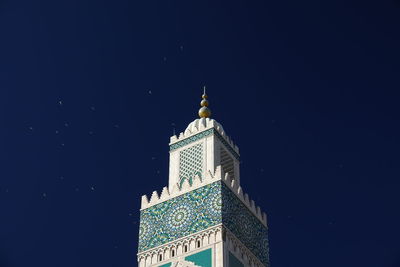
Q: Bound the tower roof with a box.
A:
[184,117,225,134]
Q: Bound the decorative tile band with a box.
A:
[169,128,240,160]
[169,129,213,151]
[138,182,222,252]
[138,181,269,266]
[221,183,270,266]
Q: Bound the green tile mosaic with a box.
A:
[222,184,269,266]
[138,181,269,266]
[138,182,222,252]
[185,248,212,267]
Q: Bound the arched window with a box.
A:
[197,240,201,248]
[171,249,175,257]
[159,254,162,261]
[184,245,188,252]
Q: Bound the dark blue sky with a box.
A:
[1,0,400,267]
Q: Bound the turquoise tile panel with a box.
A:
[185,248,212,267]
[221,183,269,266]
[229,252,244,267]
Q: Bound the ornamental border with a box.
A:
[169,128,240,160]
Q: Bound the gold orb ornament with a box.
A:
[199,106,211,118]
[198,86,211,118]
[200,99,209,107]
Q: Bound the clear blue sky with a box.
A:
[0,0,399,266]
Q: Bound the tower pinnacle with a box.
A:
[198,86,211,118]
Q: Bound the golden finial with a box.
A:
[198,86,211,118]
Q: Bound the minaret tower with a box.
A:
[137,90,270,267]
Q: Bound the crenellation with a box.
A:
[230,179,237,191]
[226,135,230,144]
[220,130,226,138]
[250,200,256,213]
[262,212,267,224]
[181,178,190,191]
[141,167,216,209]
[170,135,177,143]
[256,206,261,217]
[244,193,249,204]
[141,195,149,209]
[237,186,244,200]
[168,183,176,195]
[141,166,268,226]
[160,187,170,200]
[237,188,264,225]
[199,121,206,130]
[192,175,202,187]
[150,191,159,203]
[223,171,230,183]
[214,165,223,180]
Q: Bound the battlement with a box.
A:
[169,118,240,155]
[140,165,267,226]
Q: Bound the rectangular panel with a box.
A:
[179,143,204,186]
[185,248,212,267]
[229,252,244,267]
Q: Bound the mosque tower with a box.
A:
[137,89,270,267]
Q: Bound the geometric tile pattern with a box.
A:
[139,181,269,266]
[179,143,203,187]
[221,183,270,266]
[169,128,240,160]
[138,182,222,252]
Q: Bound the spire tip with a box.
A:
[198,86,211,118]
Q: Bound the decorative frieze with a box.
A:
[140,166,267,228]
[138,225,223,267]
